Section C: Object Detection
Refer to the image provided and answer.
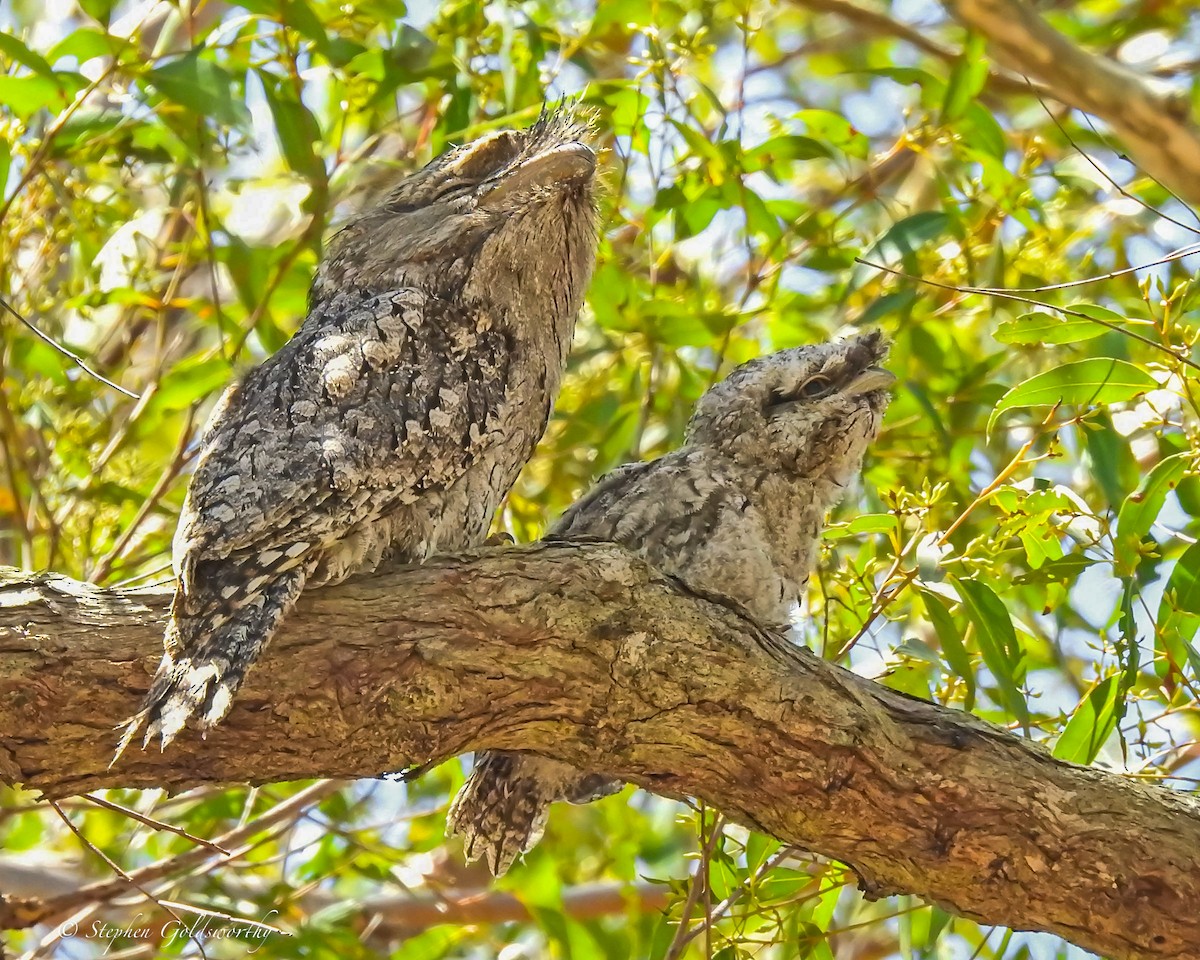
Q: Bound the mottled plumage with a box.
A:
[117,110,599,756]
[446,332,893,874]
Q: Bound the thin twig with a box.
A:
[671,845,808,954]
[969,241,1200,293]
[81,792,228,853]
[854,257,1200,373]
[0,297,140,400]
[663,812,726,960]
[1032,87,1200,238]
[47,799,207,960]
[24,782,342,929]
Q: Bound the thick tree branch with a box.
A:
[1,545,1198,958]
[790,0,1055,98]
[940,0,1200,206]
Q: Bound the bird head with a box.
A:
[314,108,599,329]
[687,332,893,486]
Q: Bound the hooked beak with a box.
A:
[478,142,597,209]
[844,367,896,396]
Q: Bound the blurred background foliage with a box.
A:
[2,0,1200,956]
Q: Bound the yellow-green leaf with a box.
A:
[1115,453,1190,577]
[1053,677,1120,764]
[988,358,1157,434]
[954,578,1029,732]
[994,311,1109,346]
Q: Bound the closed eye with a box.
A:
[769,375,834,406]
[450,132,522,181]
[799,375,833,399]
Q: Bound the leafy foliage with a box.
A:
[2,0,1199,957]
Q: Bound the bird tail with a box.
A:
[445,751,621,876]
[114,559,314,761]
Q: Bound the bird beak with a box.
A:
[844,367,896,396]
[478,142,596,209]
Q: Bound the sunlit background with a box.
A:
[2,0,1199,956]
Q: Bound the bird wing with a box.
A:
[550,459,659,538]
[551,451,745,549]
[174,287,511,574]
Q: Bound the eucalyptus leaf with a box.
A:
[988,359,1157,434]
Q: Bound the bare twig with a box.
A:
[46,800,204,958]
[17,783,341,929]
[0,297,140,400]
[80,792,228,853]
[664,812,726,960]
[854,257,1200,373]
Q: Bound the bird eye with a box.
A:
[450,131,521,181]
[798,375,833,400]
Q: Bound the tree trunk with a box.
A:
[1,544,1198,958]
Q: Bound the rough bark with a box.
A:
[1,545,1198,959]
[940,0,1200,206]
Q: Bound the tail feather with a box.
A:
[114,559,314,762]
[446,751,622,876]
[447,751,551,876]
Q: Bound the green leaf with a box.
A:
[795,108,868,158]
[282,0,333,53]
[0,74,77,118]
[606,84,647,136]
[393,928,465,960]
[234,0,329,49]
[920,588,975,710]
[987,358,1157,434]
[0,138,10,197]
[941,32,989,122]
[1053,676,1119,764]
[47,27,130,65]
[639,299,736,347]
[824,513,895,540]
[861,65,946,98]
[960,102,1006,160]
[1065,303,1127,324]
[1155,540,1200,682]
[1012,553,1096,585]
[740,185,782,241]
[148,357,233,415]
[870,211,951,263]
[994,311,1109,346]
[675,185,727,237]
[1115,453,1189,577]
[78,0,117,21]
[1116,576,1140,742]
[744,134,830,170]
[669,118,722,164]
[954,578,1030,732]
[744,832,780,870]
[0,32,57,77]
[857,289,918,327]
[147,51,250,129]
[257,69,324,181]
[1084,411,1140,510]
